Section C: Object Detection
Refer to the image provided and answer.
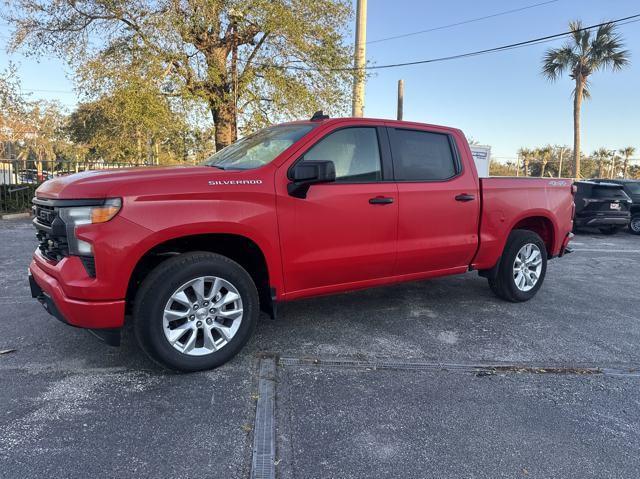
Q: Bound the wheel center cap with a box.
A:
[195,309,208,321]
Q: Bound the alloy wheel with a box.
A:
[162,276,243,356]
[512,243,543,292]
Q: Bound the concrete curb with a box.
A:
[1,212,31,220]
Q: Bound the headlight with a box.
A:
[58,198,121,256]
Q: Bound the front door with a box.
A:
[276,126,398,295]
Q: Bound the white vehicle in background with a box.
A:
[470,145,491,177]
[0,162,17,185]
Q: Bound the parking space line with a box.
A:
[570,249,640,253]
[278,357,640,378]
[251,356,277,479]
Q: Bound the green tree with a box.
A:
[67,81,209,164]
[0,64,30,158]
[542,21,630,178]
[619,146,636,178]
[5,0,353,151]
[21,101,68,163]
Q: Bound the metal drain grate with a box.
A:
[278,356,640,378]
[251,357,277,479]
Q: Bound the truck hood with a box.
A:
[35,165,228,199]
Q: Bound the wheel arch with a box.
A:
[478,213,557,279]
[126,232,276,318]
[510,215,556,256]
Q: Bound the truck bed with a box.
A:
[472,177,575,270]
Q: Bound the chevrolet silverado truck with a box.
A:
[29,115,575,371]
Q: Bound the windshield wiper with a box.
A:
[207,164,226,170]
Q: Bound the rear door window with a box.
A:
[389,129,458,181]
[625,183,640,195]
[593,185,627,199]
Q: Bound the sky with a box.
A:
[1,0,639,161]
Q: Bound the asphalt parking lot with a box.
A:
[1,219,639,478]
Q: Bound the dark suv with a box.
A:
[593,179,640,234]
[574,181,631,234]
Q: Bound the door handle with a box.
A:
[455,194,475,202]
[369,196,394,205]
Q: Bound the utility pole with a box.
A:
[396,79,404,120]
[229,9,242,142]
[351,0,367,117]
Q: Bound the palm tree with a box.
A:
[539,145,553,177]
[518,148,532,176]
[619,146,636,178]
[594,147,610,178]
[542,21,630,178]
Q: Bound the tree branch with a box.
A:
[239,32,269,83]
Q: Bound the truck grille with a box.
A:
[32,198,97,278]
[33,201,69,262]
[35,228,69,261]
[33,203,56,227]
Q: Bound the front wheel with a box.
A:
[629,215,640,235]
[133,252,259,372]
[488,229,547,302]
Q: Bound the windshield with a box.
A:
[203,124,315,170]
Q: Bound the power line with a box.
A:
[264,14,640,72]
[367,0,561,45]
[11,13,640,90]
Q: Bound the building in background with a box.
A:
[470,145,492,177]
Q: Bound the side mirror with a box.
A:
[288,160,336,198]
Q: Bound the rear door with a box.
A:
[387,125,480,275]
[276,125,398,294]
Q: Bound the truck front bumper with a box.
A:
[29,260,124,346]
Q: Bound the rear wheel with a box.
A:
[488,229,547,302]
[133,252,259,372]
[629,215,640,235]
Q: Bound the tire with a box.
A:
[599,226,619,235]
[629,215,640,235]
[133,252,259,372]
[488,229,548,303]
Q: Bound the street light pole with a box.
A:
[351,0,367,117]
[558,147,565,178]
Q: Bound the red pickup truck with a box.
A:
[29,115,574,371]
